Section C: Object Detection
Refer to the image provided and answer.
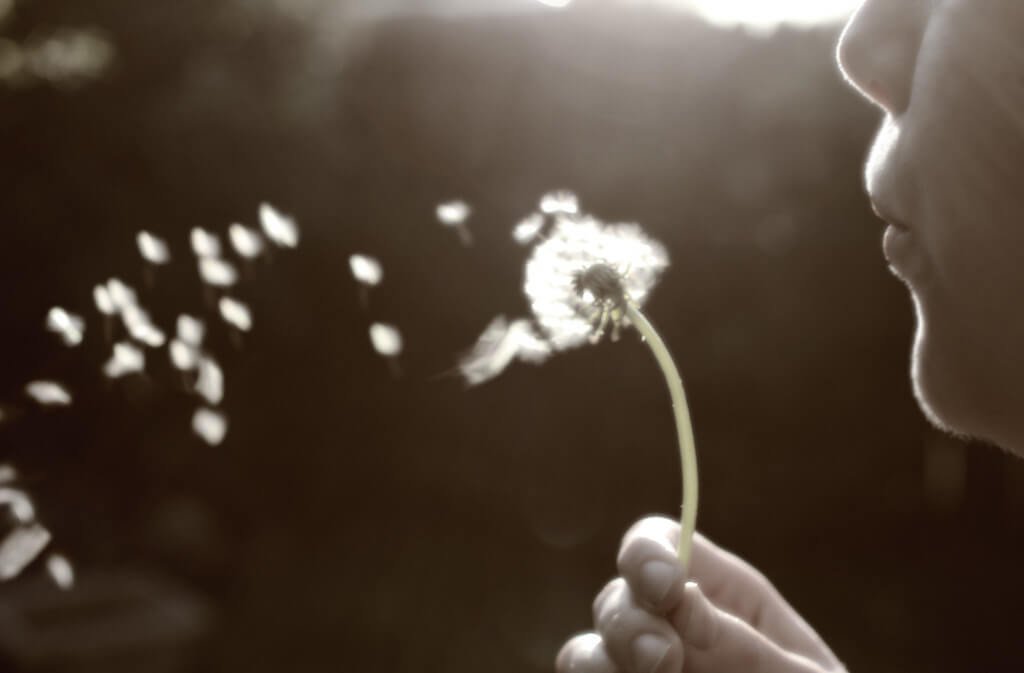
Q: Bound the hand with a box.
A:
[556,516,845,673]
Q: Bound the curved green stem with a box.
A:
[624,303,699,572]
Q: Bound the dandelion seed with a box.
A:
[436,200,473,246]
[349,254,383,287]
[25,380,71,406]
[369,323,403,357]
[512,213,545,245]
[136,230,171,264]
[0,487,35,523]
[93,283,116,315]
[436,200,470,225]
[46,553,74,589]
[195,356,224,405]
[190,227,222,258]
[169,339,198,370]
[458,316,553,385]
[218,296,252,332]
[539,190,579,215]
[0,523,51,581]
[45,306,84,346]
[229,223,264,259]
[259,202,299,248]
[198,257,238,287]
[0,465,15,485]
[177,314,205,346]
[102,341,145,378]
[192,407,228,445]
[106,278,137,312]
[121,304,165,347]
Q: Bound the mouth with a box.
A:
[870,200,924,281]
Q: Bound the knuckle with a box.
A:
[592,577,626,625]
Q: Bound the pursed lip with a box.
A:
[870,199,924,282]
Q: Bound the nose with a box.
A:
[836,0,929,116]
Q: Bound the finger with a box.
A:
[593,578,683,673]
[617,516,686,613]
[671,582,831,673]
[556,632,619,673]
[618,517,839,668]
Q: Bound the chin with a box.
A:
[908,293,1024,457]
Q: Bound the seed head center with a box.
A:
[573,263,628,308]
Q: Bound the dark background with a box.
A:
[1,1,1023,672]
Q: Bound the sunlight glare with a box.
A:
[667,0,857,29]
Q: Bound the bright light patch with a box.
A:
[670,0,857,29]
[534,0,573,7]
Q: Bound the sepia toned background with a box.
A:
[1,1,1023,671]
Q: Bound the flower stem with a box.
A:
[624,303,699,572]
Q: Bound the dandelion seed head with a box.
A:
[436,200,471,226]
[192,407,228,445]
[349,254,383,287]
[524,216,667,350]
[169,339,199,371]
[136,230,171,264]
[45,306,84,346]
[229,223,264,259]
[218,296,252,332]
[512,213,545,245]
[103,341,145,378]
[198,257,238,287]
[458,316,553,385]
[195,357,224,405]
[177,314,205,346]
[539,190,579,216]
[25,380,71,406]
[369,323,403,357]
[190,227,222,258]
[46,553,74,589]
[93,283,116,315]
[0,524,51,580]
[259,202,299,248]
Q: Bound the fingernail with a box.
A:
[640,560,679,605]
[631,633,669,673]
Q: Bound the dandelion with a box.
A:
[192,407,228,445]
[229,223,264,259]
[198,257,238,287]
[436,200,473,246]
[105,277,137,312]
[122,304,165,348]
[218,296,252,332]
[46,552,74,589]
[25,380,71,406]
[190,227,222,258]
[45,306,84,346]
[93,283,116,316]
[460,199,700,569]
[349,254,382,307]
[168,339,198,371]
[259,202,299,248]
[136,230,171,264]
[195,356,224,405]
[369,322,403,377]
[0,523,51,581]
[0,486,35,523]
[458,316,553,386]
[512,213,545,245]
[176,314,205,346]
[539,189,579,216]
[102,341,145,378]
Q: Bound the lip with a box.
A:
[871,200,925,282]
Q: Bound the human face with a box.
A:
[837,0,1024,454]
